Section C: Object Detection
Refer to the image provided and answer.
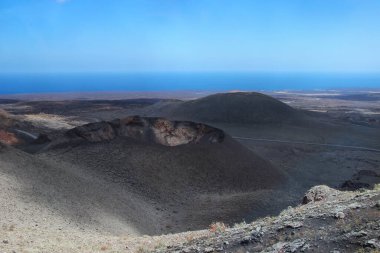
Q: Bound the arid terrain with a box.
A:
[0,90,379,252]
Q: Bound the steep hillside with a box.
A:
[2,179,378,252]
[0,114,288,236]
[33,116,288,233]
[45,116,284,196]
[0,142,162,236]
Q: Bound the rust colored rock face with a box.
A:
[67,116,225,146]
[0,130,20,145]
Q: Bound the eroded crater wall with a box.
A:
[67,116,225,146]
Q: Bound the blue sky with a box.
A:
[0,0,380,73]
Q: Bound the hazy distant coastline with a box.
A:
[0,72,379,95]
[1,89,380,102]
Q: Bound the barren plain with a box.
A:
[0,90,379,252]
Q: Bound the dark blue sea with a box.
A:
[0,72,379,94]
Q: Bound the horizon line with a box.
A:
[1,70,380,75]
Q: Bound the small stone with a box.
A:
[334,212,345,219]
[204,247,214,252]
[271,242,287,251]
[375,200,380,208]
[223,241,229,245]
[284,221,303,229]
[348,203,361,209]
[240,236,251,245]
[301,243,310,252]
[365,239,380,249]
[251,230,263,243]
[353,230,368,237]
[3,240,9,244]
[287,239,306,252]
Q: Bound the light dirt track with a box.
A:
[14,129,38,139]
[14,129,380,153]
[232,136,380,152]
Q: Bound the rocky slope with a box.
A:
[2,184,376,253]
[151,185,380,253]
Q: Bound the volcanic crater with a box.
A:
[66,116,225,146]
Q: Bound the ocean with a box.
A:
[0,72,379,94]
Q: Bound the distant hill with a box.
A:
[155,92,302,124]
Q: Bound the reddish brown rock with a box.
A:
[0,130,20,145]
